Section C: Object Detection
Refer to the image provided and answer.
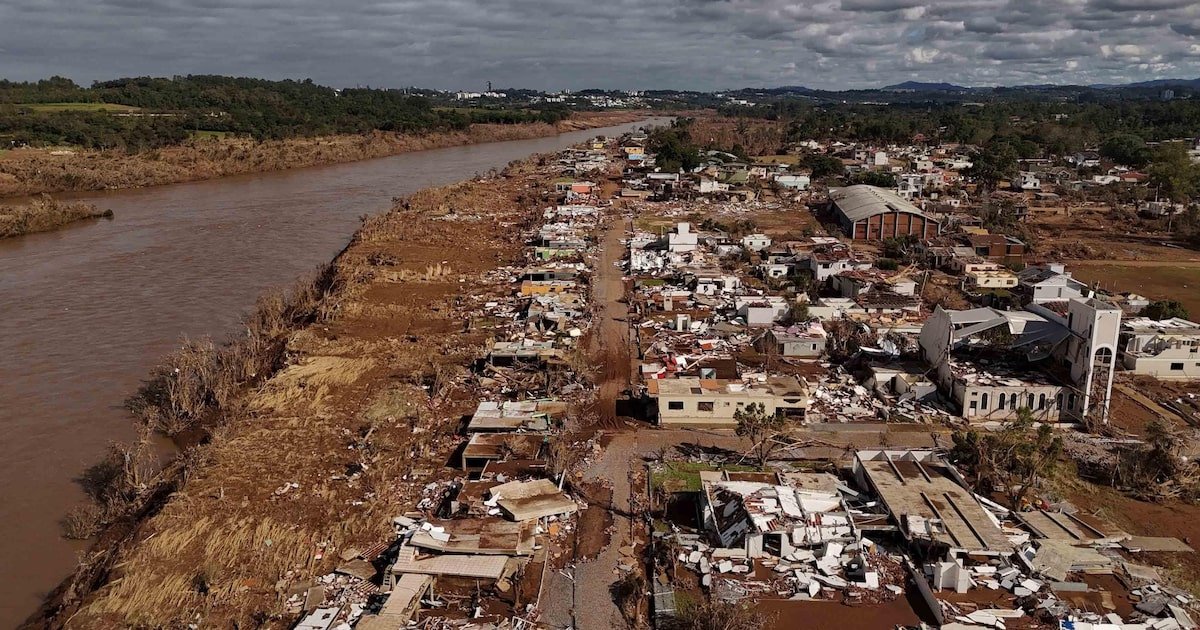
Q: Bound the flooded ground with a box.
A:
[0,117,667,627]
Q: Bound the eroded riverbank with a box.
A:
[0,117,667,628]
[0,111,644,199]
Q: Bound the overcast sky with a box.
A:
[3,0,1200,91]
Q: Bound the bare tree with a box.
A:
[661,595,774,630]
[734,402,790,467]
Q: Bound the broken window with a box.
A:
[697,401,714,412]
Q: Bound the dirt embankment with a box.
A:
[0,111,645,198]
[25,154,564,629]
[0,194,112,238]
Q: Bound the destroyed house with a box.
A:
[1120,317,1200,380]
[408,519,536,556]
[533,243,585,261]
[524,292,586,332]
[1016,264,1090,305]
[854,292,922,314]
[966,233,1025,266]
[699,470,852,559]
[466,399,566,433]
[808,245,873,282]
[488,478,578,522]
[648,376,809,428]
[853,450,1013,556]
[518,279,576,296]
[917,299,1120,423]
[461,433,546,471]
[519,268,579,283]
[831,269,917,299]
[753,324,827,359]
[354,573,432,630]
[485,340,564,367]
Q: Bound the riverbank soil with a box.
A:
[26,158,573,628]
[0,195,110,238]
[0,111,645,198]
[0,118,663,630]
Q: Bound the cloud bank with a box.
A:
[2,0,1199,90]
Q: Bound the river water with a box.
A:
[0,118,667,627]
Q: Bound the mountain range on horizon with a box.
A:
[740,77,1200,94]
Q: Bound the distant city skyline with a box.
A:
[3,0,1200,91]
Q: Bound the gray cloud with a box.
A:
[1,0,1199,90]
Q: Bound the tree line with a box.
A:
[0,75,570,151]
[719,99,1200,153]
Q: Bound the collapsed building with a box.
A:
[700,470,854,559]
[917,298,1121,424]
[1119,317,1200,380]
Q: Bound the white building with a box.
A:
[808,246,873,282]
[741,233,772,252]
[1120,317,1200,380]
[668,222,698,253]
[651,376,809,428]
[918,298,1121,424]
[963,268,1019,291]
[735,295,791,326]
[775,174,811,190]
[1017,264,1091,304]
[1017,172,1041,191]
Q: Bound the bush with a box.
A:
[1141,300,1189,321]
[662,595,774,630]
[61,503,105,539]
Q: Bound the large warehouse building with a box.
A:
[830,185,941,241]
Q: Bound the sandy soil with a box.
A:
[1071,262,1200,315]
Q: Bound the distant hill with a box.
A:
[1091,77,1200,89]
[882,81,968,92]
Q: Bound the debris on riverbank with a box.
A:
[25,132,638,628]
[0,194,112,238]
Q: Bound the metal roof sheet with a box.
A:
[830,185,927,222]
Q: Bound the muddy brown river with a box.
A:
[0,118,666,627]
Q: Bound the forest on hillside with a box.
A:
[0,76,570,151]
[718,99,1200,153]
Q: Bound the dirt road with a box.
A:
[542,214,638,628]
[1070,259,1200,267]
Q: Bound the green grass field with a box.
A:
[15,102,142,113]
[754,154,801,165]
[188,130,231,140]
[651,461,758,493]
